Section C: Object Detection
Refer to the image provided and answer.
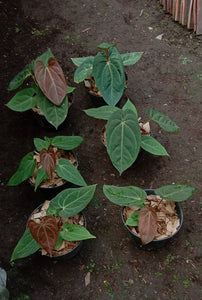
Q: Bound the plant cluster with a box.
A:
[11,185,96,261]
[6,49,75,129]
[72,43,143,105]
[8,136,86,190]
[84,99,179,174]
[7,44,195,262]
[103,184,195,245]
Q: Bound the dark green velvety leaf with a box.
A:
[121,52,143,66]
[155,185,195,202]
[93,47,125,106]
[74,57,94,83]
[7,153,36,186]
[84,106,120,120]
[61,223,96,241]
[34,138,51,151]
[71,56,94,67]
[106,109,141,174]
[11,228,40,261]
[147,108,179,133]
[141,135,169,156]
[35,87,68,129]
[103,185,147,206]
[46,185,96,217]
[8,63,33,91]
[51,136,84,150]
[34,167,48,191]
[125,210,140,226]
[122,99,138,117]
[56,159,87,187]
[6,88,37,112]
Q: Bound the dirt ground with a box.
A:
[0,0,202,299]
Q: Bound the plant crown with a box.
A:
[84,100,179,174]
[72,43,143,106]
[11,185,97,261]
[7,136,86,190]
[7,49,75,129]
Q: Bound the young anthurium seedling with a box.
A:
[103,184,195,245]
[11,185,97,261]
[72,43,143,106]
[6,49,75,129]
[7,135,86,190]
[84,99,179,174]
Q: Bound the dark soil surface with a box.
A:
[1,0,202,299]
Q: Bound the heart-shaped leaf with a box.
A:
[34,167,48,191]
[122,99,138,117]
[125,210,140,226]
[11,228,40,261]
[8,62,33,91]
[103,185,147,206]
[121,52,143,66]
[40,148,56,179]
[147,108,179,133]
[46,185,96,217]
[61,223,96,241]
[51,136,84,150]
[138,207,158,245]
[141,135,169,156]
[155,185,195,202]
[71,56,94,67]
[93,47,125,106]
[34,138,51,152]
[35,57,67,106]
[35,86,68,129]
[84,106,120,120]
[28,216,59,256]
[106,109,141,174]
[56,158,87,187]
[74,57,94,83]
[6,88,37,112]
[7,153,36,186]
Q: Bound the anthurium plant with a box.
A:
[103,184,195,245]
[6,49,75,129]
[11,185,97,261]
[84,99,179,175]
[71,43,143,106]
[7,135,87,190]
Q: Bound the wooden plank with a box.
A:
[187,0,194,28]
[196,0,202,34]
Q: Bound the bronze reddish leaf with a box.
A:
[40,148,56,179]
[28,216,59,256]
[35,57,67,106]
[138,206,158,245]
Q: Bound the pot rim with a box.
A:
[121,189,183,243]
[28,203,86,258]
[28,150,78,190]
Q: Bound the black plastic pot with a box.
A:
[121,189,183,251]
[33,93,74,131]
[28,203,86,260]
[29,150,78,199]
[85,73,128,108]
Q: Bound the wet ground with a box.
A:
[0,0,202,299]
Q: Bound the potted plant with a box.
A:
[6,48,75,130]
[103,184,195,249]
[71,43,143,106]
[7,135,87,194]
[11,185,96,261]
[84,99,179,174]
